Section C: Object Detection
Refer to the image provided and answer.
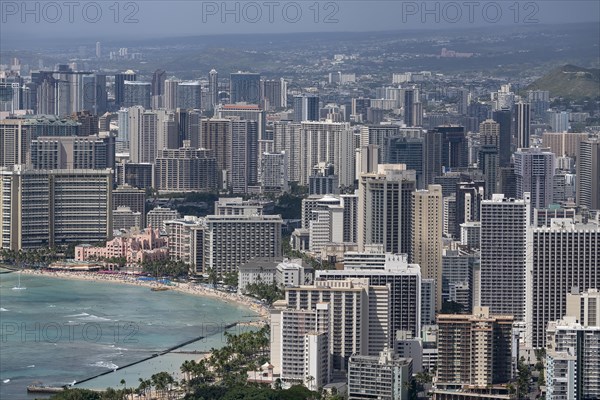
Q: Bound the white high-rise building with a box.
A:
[566,288,600,328]
[348,350,413,400]
[0,167,113,250]
[514,147,555,211]
[530,217,600,348]
[358,164,416,255]
[480,193,531,323]
[259,151,288,193]
[317,254,422,341]
[128,106,158,164]
[299,121,355,187]
[273,121,302,182]
[546,317,600,399]
[285,278,390,371]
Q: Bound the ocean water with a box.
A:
[0,270,258,399]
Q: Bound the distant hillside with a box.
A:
[526,65,600,100]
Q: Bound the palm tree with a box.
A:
[120,378,127,400]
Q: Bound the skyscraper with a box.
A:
[0,167,113,250]
[386,136,424,189]
[515,102,531,150]
[229,72,261,104]
[436,307,514,387]
[514,147,555,211]
[123,81,151,109]
[412,185,443,310]
[423,129,443,186]
[208,69,218,111]
[163,79,179,110]
[492,108,512,167]
[128,106,157,164]
[480,193,531,322]
[437,125,468,170]
[404,89,416,127]
[176,81,201,109]
[151,69,166,97]
[114,70,136,107]
[293,94,319,122]
[529,217,600,348]
[358,164,415,255]
[576,137,600,210]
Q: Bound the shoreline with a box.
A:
[18,268,270,321]
[7,268,269,394]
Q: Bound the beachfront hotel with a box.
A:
[0,166,113,251]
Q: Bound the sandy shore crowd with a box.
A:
[19,269,270,321]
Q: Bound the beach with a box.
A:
[2,269,267,398]
[19,269,270,321]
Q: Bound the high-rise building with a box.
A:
[480,193,531,322]
[208,69,218,111]
[270,302,330,390]
[542,132,588,158]
[146,206,179,230]
[546,317,600,399]
[404,89,416,127]
[454,181,485,238]
[216,103,266,140]
[527,90,549,120]
[201,118,231,189]
[478,145,499,200]
[114,70,136,107]
[164,216,204,269]
[163,79,179,110]
[348,351,413,400]
[576,137,600,210]
[514,147,555,211]
[387,136,424,189]
[202,214,282,274]
[112,206,142,231]
[492,108,512,167]
[127,106,157,164]
[30,133,115,170]
[299,121,355,187]
[423,129,443,186]
[0,167,113,250]
[95,41,101,58]
[229,119,259,193]
[176,81,201,110]
[515,102,531,150]
[412,185,443,310]
[1,116,82,168]
[437,125,468,170]
[529,217,600,348]
[360,125,400,164]
[261,79,284,110]
[293,94,319,122]
[284,278,390,370]
[151,69,166,97]
[123,81,151,109]
[115,161,153,189]
[436,307,514,387]
[229,72,261,104]
[352,97,371,122]
[113,184,146,228]
[566,288,600,328]
[273,121,302,182]
[317,254,422,342]
[260,151,289,193]
[154,144,217,192]
[358,164,416,255]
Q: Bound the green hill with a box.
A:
[526,65,600,100]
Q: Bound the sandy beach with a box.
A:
[18,269,270,321]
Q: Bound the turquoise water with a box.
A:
[0,271,258,399]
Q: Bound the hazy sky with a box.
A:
[1,0,599,44]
